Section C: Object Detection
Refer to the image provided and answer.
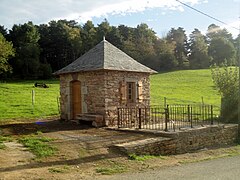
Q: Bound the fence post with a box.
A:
[164,97,167,108]
[32,90,35,105]
[190,106,193,128]
[187,105,190,122]
[188,105,193,128]
[164,105,169,131]
[32,90,35,113]
[57,96,60,113]
[138,108,142,129]
[211,105,213,125]
[117,108,120,128]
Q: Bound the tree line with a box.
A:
[0,19,239,79]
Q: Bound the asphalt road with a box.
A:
[100,155,240,180]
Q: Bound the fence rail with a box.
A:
[117,105,219,131]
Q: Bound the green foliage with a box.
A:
[18,135,56,158]
[211,66,239,122]
[189,29,210,69]
[9,21,41,78]
[209,38,236,66]
[0,135,13,149]
[38,63,52,79]
[128,154,164,161]
[96,164,126,175]
[0,33,15,74]
[2,20,240,77]
[167,27,189,68]
[0,80,60,120]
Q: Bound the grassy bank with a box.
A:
[150,69,220,108]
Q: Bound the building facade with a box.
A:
[54,39,156,126]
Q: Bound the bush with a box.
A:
[211,65,239,123]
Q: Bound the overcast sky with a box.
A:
[0,0,239,37]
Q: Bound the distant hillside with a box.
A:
[150,69,221,109]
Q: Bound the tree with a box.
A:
[154,39,177,71]
[9,22,41,78]
[209,37,236,65]
[81,20,98,53]
[0,33,15,75]
[96,19,112,41]
[211,66,238,123]
[38,20,82,72]
[134,23,156,62]
[166,27,189,69]
[0,25,7,37]
[189,29,210,69]
[206,24,236,66]
[206,24,233,43]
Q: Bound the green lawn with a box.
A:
[150,69,221,108]
[0,69,221,120]
[0,80,60,120]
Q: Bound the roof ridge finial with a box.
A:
[103,36,106,41]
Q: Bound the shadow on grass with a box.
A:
[0,119,93,135]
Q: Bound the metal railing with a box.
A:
[117,105,219,131]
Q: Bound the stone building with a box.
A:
[54,39,156,126]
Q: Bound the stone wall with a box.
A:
[59,71,106,120]
[104,71,150,126]
[113,124,238,155]
[59,70,151,125]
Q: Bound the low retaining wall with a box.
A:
[113,124,238,155]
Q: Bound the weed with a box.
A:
[0,135,13,149]
[0,135,13,142]
[96,165,126,175]
[0,144,5,149]
[48,166,70,173]
[79,148,87,157]
[128,153,166,161]
[18,135,56,158]
[96,160,127,175]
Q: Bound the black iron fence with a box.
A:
[117,105,219,131]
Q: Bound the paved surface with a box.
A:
[101,155,240,180]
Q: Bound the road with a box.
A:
[100,155,240,180]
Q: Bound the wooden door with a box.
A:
[72,81,81,119]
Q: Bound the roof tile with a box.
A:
[54,40,157,75]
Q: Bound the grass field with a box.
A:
[0,80,60,120]
[150,69,221,108]
[0,69,221,120]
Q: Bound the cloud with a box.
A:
[0,0,205,28]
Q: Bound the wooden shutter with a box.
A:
[137,81,143,103]
[119,81,127,105]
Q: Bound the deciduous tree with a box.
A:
[0,33,15,75]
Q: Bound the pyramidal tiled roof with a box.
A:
[54,39,157,75]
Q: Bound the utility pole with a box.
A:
[238,14,240,143]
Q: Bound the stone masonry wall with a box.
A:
[114,124,238,155]
[59,70,151,125]
[104,71,150,126]
[59,71,105,120]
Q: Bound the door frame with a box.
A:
[70,80,82,119]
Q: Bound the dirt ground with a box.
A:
[0,118,240,180]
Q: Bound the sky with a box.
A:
[0,0,240,38]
